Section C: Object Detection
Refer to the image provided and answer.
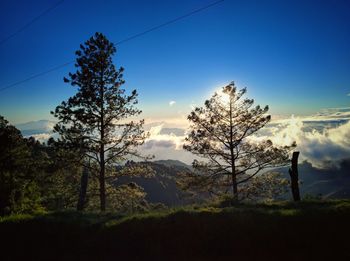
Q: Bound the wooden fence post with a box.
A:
[289,151,301,201]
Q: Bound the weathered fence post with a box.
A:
[77,166,89,211]
[289,151,301,201]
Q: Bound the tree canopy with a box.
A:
[0,116,49,214]
[183,82,295,199]
[51,32,148,211]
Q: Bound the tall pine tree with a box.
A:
[52,33,147,211]
[183,82,295,200]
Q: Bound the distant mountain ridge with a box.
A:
[15,120,55,136]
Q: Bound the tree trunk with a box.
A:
[231,164,238,200]
[77,166,89,211]
[99,70,106,212]
[229,97,238,201]
[100,143,106,211]
[289,151,301,201]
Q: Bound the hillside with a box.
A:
[1,200,350,260]
[118,159,350,206]
[279,159,350,199]
[116,160,192,206]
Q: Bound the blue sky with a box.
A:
[0,0,349,124]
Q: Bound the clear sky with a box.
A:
[1,0,349,124]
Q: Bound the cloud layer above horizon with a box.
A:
[16,107,350,168]
[252,110,350,168]
[140,107,350,168]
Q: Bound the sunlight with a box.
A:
[218,88,231,104]
[213,86,231,104]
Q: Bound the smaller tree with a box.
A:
[112,182,148,213]
[0,116,45,214]
[183,82,295,200]
[44,137,85,210]
[240,172,289,202]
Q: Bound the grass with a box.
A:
[1,200,350,260]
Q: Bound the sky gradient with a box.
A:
[0,0,350,124]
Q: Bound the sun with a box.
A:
[215,87,231,104]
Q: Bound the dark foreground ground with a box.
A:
[1,200,350,261]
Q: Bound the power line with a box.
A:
[0,0,224,93]
[0,61,74,92]
[115,0,224,45]
[0,0,64,46]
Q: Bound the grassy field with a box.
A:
[1,200,350,260]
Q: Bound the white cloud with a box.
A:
[144,116,188,129]
[15,108,350,168]
[142,107,350,167]
[148,124,164,136]
[169,101,176,106]
[139,122,195,164]
[145,123,185,150]
[143,140,176,150]
[26,133,54,143]
[252,110,350,169]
